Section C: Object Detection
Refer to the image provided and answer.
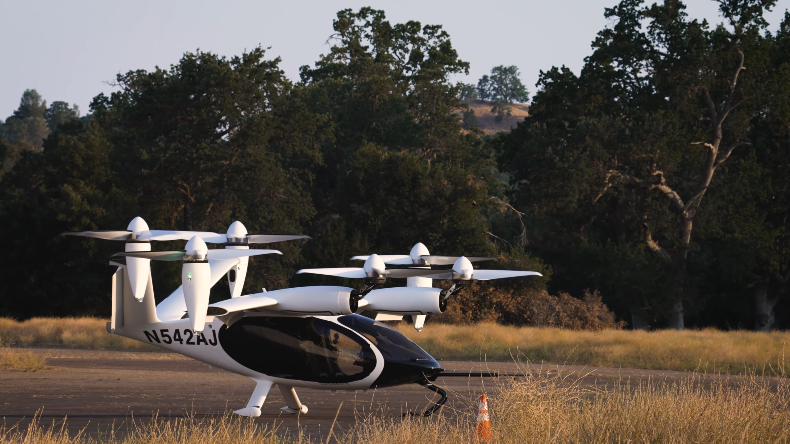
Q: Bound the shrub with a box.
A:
[433,285,624,330]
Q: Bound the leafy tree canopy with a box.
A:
[477,65,529,103]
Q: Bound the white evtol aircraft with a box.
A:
[64,220,541,417]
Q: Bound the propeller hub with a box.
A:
[125,217,151,242]
[126,216,150,233]
[226,237,249,246]
[226,221,249,246]
[227,221,248,236]
[184,236,209,262]
[452,256,474,280]
[410,242,430,265]
[364,254,386,277]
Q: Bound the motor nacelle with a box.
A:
[359,287,446,315]
[259,286,356,316]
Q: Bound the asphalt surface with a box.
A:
[0,349,772,442]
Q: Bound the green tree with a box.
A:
[476,66,529,103]
[45,101,80,132]
[497,0,786,329]
[1,89,49,169]
[89,47,323,294]
[458,82,478,100]
[297,8,499,267]
[0,119,116,317]
[462,108,479,130]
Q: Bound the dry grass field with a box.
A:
[2,372,788,443]
[396,322,790,375]
[0,317,157,352]
[2,317,789,374]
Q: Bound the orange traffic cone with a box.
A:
[476,394,492,441]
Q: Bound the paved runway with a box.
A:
[0,349,766,441]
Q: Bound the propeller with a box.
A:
[62,217,220,301]
[426,256,543,281]
[201,221,311,245]
[62,216,220,242]
[113,236,281,333]
[297,254,448,284]
[350,242,494,266]
[200,221,311,299]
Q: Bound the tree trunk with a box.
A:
[754,284,778,332]
[667,220,692,330]
[667,300,684,330]
[630,307,651,330]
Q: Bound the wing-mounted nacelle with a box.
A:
[297,254,448,309]
[358,287,446,315]
[209,286,357,317]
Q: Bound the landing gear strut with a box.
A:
[409,380,447,417]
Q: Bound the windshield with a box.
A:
[219,316,376,382]
[337,315,434,362]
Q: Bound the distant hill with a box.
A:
[461,99,529,135]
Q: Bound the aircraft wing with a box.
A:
[209,293,278,314]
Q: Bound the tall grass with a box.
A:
[2,318,790,374]
[0,347,48,371]
[396,322,790,374]
[346,372,790,443]
[0,413,295,444]
[0,318,156,351]
[3,373,788,443]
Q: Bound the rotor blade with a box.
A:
[471,270,543,281]
[61,230,131,241]
[423,272,454,280]
[206,249,282,260]
[421,255,495,265]
[113,251,186,261]
[350,255,410,263]
[386,269,453,278]
[296,268,368,279]
[382,256,416,265]
[141,230,221,241]
[202,235,229,244]
[246,234,312,244]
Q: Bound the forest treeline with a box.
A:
[0,1,788,330]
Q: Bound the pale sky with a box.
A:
[1,0,787,118]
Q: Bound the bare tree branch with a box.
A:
[175,179,196,203]
[489,196,528,247]
[609,170,685,213]
[721,50,746,123]
[714,141,751,167]
[592,171,615,203]
[717,97,747,128]
[691,142,716,153]
[701,86,718,122]
[644,222,671,262]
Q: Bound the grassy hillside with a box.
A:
[462,99,529,134]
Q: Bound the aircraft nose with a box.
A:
[373,355,442,388]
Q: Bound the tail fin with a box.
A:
[107,264,159,334]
